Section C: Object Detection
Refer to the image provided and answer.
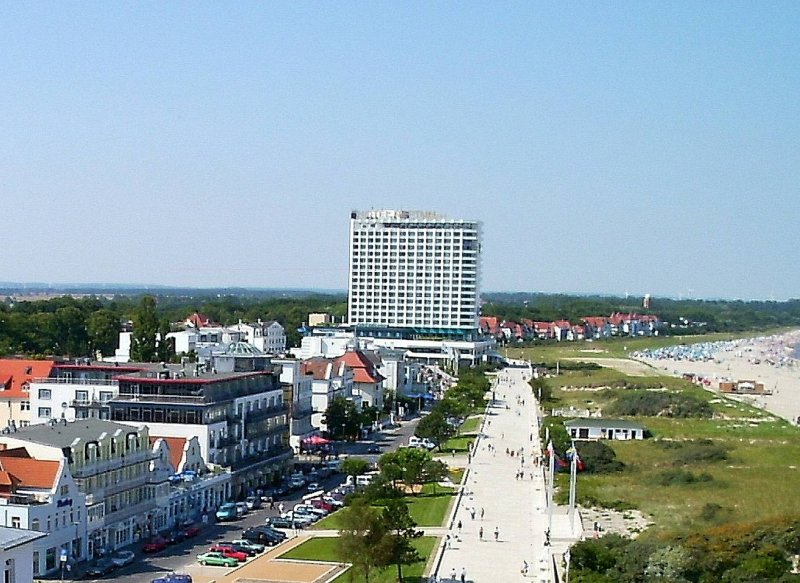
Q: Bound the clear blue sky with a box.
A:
[2,2,798,300]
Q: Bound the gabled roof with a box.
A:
[185,313,219,328]
[0,450,60,489]
[152,436,187,472]
[553,320,571,328]
[0,359,55,399]
[302,358,335,380]
[335,351,385,384]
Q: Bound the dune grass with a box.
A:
[545,369,800,534]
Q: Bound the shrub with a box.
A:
[673,440,729,465]
[655,469,713,486]
[606,391,712,418]
[576,441,625,474]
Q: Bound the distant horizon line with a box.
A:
[0,281,795,303]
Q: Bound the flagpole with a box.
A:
[569,441,577,534]
[547,440,555,539]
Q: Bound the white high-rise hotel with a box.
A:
[347,210,482,340]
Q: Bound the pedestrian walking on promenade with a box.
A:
[457,520,462,533]
[494,526,499,541]
[450,567,457,581]
[460,567,466,583]
[479,526,484,540]
[480,507,485,520]
[470,507,476,519]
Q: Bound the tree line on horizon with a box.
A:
[1,291,798,358]
[481,293,800,333]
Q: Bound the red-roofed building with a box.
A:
[533,322,555,340]
[302,357,355,433]
[0,446,88,573]
[184,312,219,328]
[0,359,55,430]
[553,320,572,342]
[582,317,611,339]
[335,350,386,410]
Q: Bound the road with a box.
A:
[81,416,420,583]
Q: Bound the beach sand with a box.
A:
[635,330,800,424]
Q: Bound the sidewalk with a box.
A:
[435,364,580,583]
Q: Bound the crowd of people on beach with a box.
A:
[633,333,800,370]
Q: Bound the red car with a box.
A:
[143,536,168,553]
[181,523,201,538]
[209,545,248,562]
[311,498,334,512]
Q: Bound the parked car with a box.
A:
[216,502,239,521]
[165,530,186,545]
[294,503,327,517]
[366,445,381,454]
[230,539,265,553]
[241,526,283,545]
[235,501,249,516]
[151,574,192,583]
[311,498,334,512]
[322,495,344,508]
[208,544,248,562]
[86,558,117,577]
[266,515,293,529]
[143,536,168,553]
[217,542,258,557]
[109,550,135,567]
[245,496,262,510]
[306,481,321,492]
[196,552,238,567]
[181,523,201,538]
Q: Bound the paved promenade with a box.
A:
[434,364,580,583]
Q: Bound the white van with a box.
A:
[345,471,379,488]
[408,436,436,450]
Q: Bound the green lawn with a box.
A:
[439,415,482,452]
[279,535,438,583]
[312,485,455,530]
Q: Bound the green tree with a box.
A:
[131,296,159,362]
[86,308,120,358]
[342,458,371,485]
[156,317,175,362]
[414,409,456,450]
[422,459,448,495]
[529,377,553,402]
[375,498,423,582]
[338,498,385,583]
[378,448,431,495]
[324,397,362,440]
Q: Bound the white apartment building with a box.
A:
[274,358,315,452]
[0,448,87,576]
[229,320,287,354]
[347,210,482,339]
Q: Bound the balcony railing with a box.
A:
[32,377,120,386]
[71,399,110,409]
[105,499,157,523]
[100,473,149,498]
[111,393,207,404]
[71,450,152,478]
